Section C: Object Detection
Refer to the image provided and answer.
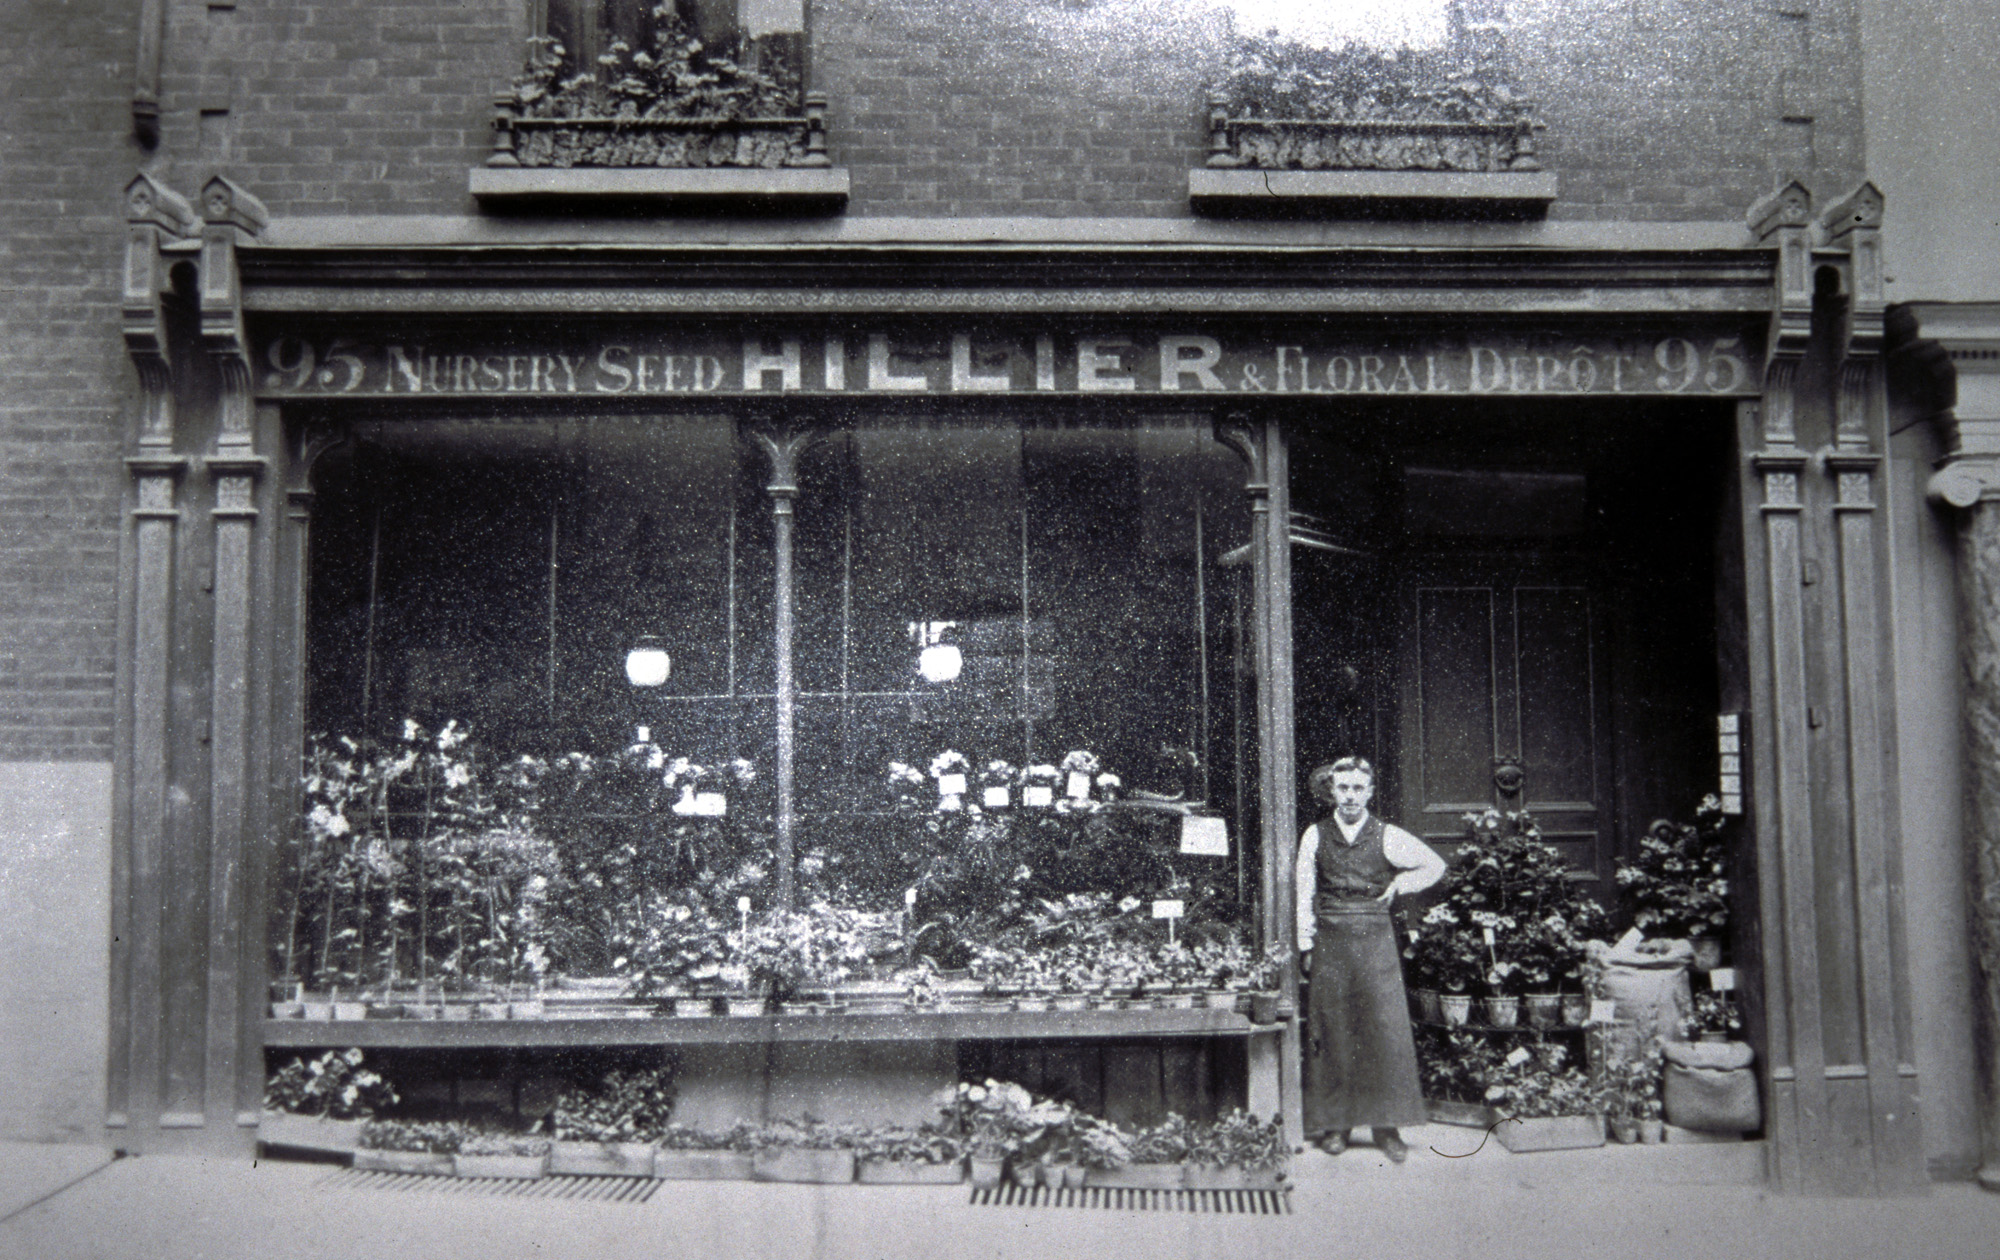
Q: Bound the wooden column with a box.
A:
[753,426,811,913]
[111,174,198,1144]
[1743,180,1928,1194]
[1218,415,1302,1141]
[1743,181,1828,1192]
[198,177,272,1140]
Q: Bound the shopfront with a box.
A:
[111,177,1929,1192]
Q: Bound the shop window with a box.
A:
[293,417,1253,995]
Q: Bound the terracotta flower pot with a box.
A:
[1440,993,1474,1026]
[1524,993,1562,1028]
[1561,994,1590,1026]
[1483,996,1521,1029]
[1415,989,1444,1023]
[967,1155,1006,1189]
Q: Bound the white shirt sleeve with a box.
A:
[1295,824,1320,953]
[1380,822,1447,898]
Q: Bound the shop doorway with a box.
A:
[1288,399,1733,887]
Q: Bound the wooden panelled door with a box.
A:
[1394,560,1614,882]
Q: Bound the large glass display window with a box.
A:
[285,412,1259,1009]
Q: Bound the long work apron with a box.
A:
[1302,813,1427,1137]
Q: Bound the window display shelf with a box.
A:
[264,1005,1272,1050]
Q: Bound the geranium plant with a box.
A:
[263,1048,397,1120]
[1616,798,1732,941]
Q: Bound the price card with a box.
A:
[1709,967,1737,992]
[1066,771,1092,800]
[737,896,752,914]
[1482,925,1496,946]
[1589,998,1619,1025]
[982,786,1010,808]
[905,887,918,910]
[1180,815,1229,857]
[938,774,967,797]
[694,791,728,817]
[1505,1046,1533,1067]
[1152,900,1185,920]
[1615,927,1645,952]
[1023,784,1054,808]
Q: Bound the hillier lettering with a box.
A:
[267,333,1755,397]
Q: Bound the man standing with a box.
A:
[1296,757,1446,1161]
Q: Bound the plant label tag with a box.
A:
[1180,815,1228,856]
[1408,930,1420,943]
[1482,926,1496,946]
[905,887,918,909]
[983,786,1010,808]
[737,896,752,914]
[1023,784,1054,807]
[1505,1046,1532,1067]
[1152,899,1185,920]
[938,773,967,796]
[1589,998,1619,1024]
[1066,771,1092,800]
[1615,927,1645,952]
[1709,968,1736,992]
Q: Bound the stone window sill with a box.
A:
[470,166,850,213]
[1188,168,1557,218]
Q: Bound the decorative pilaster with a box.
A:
[1745,179,1828,1192]
[753,426,812,914]
[1904,301,2000,1191]
[114,173,198,1139]
[1216,415,1302,1144]
[199,175,270,1136]
[1816,181,1925,1192]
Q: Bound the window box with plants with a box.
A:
[473,6,846,209]
[353,1119,467,1176]
[1485,1042,1605,1153]
[454,1133,553,1180]
[651,1125,758,1180]
[1191,29,1555,214]
[852,1125,967,1185]
[541,1065,678,1177]
[746,1119,858,1184]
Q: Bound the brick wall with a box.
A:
[0,0,1872,760]
[0,0,141,761]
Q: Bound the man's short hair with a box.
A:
[1309,757,1375,799]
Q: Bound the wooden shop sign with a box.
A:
[255,328,1759,400]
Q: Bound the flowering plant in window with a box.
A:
[1615,799,1731,942]
[509,7,799,124]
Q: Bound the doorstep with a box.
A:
[1287,1124,1764,1188]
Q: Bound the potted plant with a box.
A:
[936,1079,1042,1188]
[1092,1113,1192,1188]
[354,1119,467,1175]
[260,1048,397,1154]
[1071,1115,1132,1187]
[1417,1029,1507,1128]
[455,1132,552,1180]
[542,1065,676,1177]
[1616,799,1732,968]
[1682,990,1744,1043]
[1184,1110,1288,1190]
[1020,764,1060,809]
[979,760,1017,810]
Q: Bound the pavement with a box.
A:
[2,1132,1998,1260]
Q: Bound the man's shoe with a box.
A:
[1317,1131,1348,1155]
[1374,1128,1408,1164]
